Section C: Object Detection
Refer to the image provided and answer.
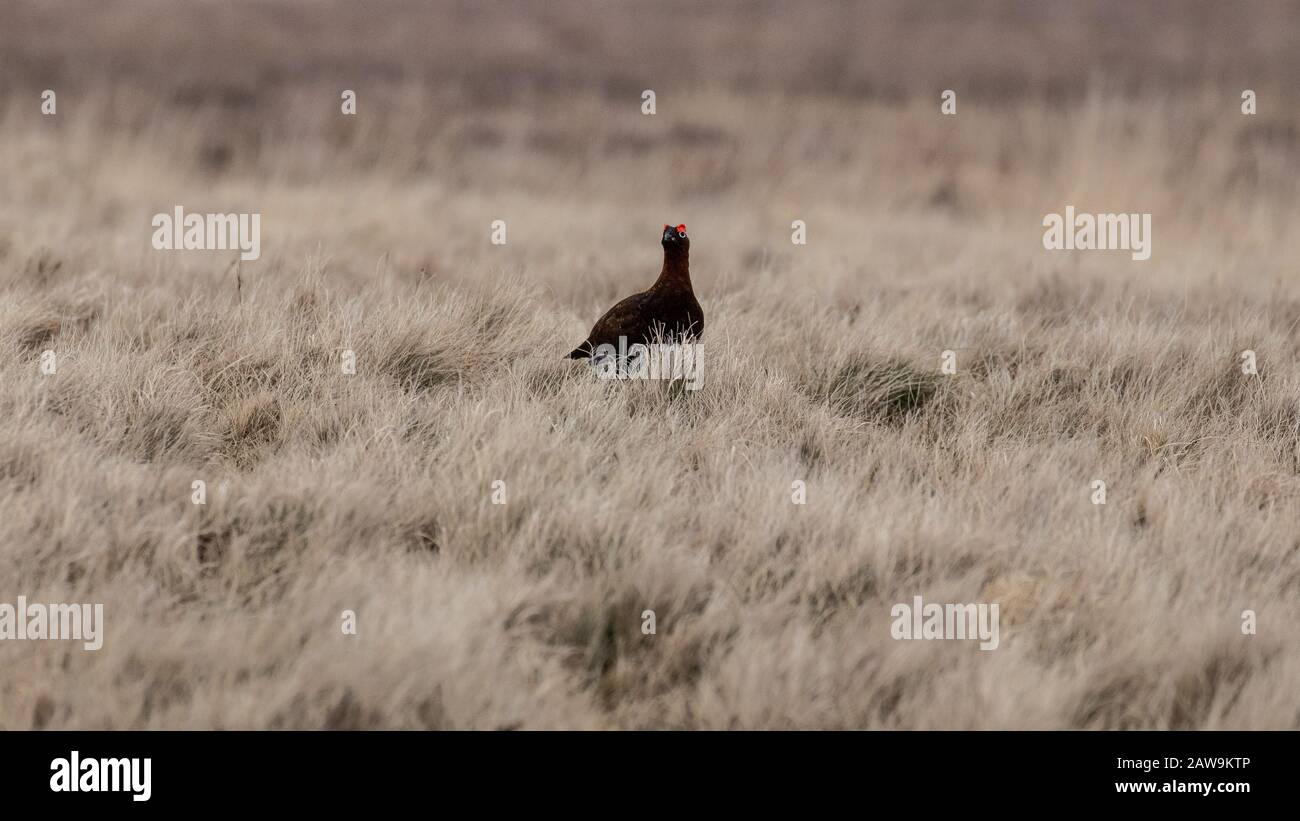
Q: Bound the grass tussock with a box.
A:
[814,355,944,424]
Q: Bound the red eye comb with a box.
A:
[664,224,670,230]
[676,224,687,233]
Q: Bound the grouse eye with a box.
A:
[677,231,686,238]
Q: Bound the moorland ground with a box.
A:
[1,0,1299,728]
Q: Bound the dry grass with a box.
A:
[1,0,1298,729]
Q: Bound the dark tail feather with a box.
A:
[568,344,591,359]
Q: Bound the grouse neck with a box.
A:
[653,246,692,291]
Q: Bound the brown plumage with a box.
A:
[568,223,704,359]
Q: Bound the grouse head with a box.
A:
[661,223,689,252]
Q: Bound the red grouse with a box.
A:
[568,223,704,359]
